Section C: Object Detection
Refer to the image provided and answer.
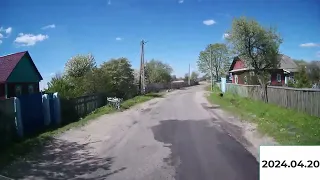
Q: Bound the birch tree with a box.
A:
[227,17,282,102]
[197,43,230,82]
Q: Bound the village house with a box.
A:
[228,54,298,86]
[0,51,43,99]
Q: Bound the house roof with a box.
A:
[229,54,298,73]
[279,54,299,72]
[0,51,43,83]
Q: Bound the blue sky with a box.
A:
[1,0,320,89]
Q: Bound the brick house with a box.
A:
[0,51,43,99]
[228,54,298,86]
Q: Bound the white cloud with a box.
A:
[222,33,230,39]
[14,33,49,46]
[0,27,12,43]
[108,0,111,5]
[50,72,56,76]
[41,24,56,30]
[178,0,184,3]
[115,37,122,41]
[5,27,12,34]
[317,51,320,57]
[203,19,216,26]
[300,43,320,47]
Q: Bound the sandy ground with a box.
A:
[1,84,277,180]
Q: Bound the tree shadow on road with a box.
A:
[1,138,126,180]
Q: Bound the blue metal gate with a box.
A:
[18,93,45,136]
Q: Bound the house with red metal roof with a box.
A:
[0,51,43,99]
[228,54,298,86]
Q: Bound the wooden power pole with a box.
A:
[139,40,147,94]
[188,64,191,86]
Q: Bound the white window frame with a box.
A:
[15,85,22,96]
[244,75,248,84]
[276,73,282,82]
[235,75,239,84]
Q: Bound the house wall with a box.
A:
[231,70,286,86]
[7,82,40,98]
[232,72,244,84]
[7,55,42,83]
[233,59,245,70]
[270,70,285,86]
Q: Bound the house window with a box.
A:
[235,75,239,84]
[244,76,248,84]
[15,85,22,96]
[28,84,34,94]
[276,74,282,82]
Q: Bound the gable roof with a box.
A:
[229,54,298,72]
[280,54,298,72]
[0,51,43,83]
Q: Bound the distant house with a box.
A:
[0,51,43,99]
[228,54,298,86]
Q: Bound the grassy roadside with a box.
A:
[0,93,162,170]
[206,85,320,145]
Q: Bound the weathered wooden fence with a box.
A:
[224,83,320,117]
[60,93,106,125]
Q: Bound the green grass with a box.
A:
[206,86,320,145]
[121,92,163,109]
[0,93,162,170]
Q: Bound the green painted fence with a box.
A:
[60,93,107,125]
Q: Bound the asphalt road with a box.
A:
[2,84,259,180]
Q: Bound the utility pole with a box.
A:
[139,40,147,94]
[210,45,213,91]
[188,64,191,86]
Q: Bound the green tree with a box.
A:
[294,66,311,88]
[227,17,282,102]
[64,54,96,78]
[100,57,136,99]
[82,67,112,95]
[45,73,77,99]
[190,71,199,81]
[133,69,140,85]
[145,59,173,83]
[197,43,230,82]
[307,61,320,84]
[63,54,97,96]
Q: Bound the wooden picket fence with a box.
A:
[224,83,320,117]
